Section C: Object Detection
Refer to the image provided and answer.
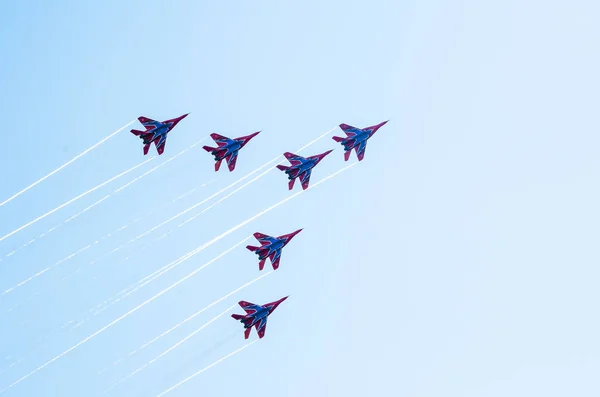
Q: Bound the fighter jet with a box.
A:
[130,114,189,155]
[202,131,261,171]
[231,296,288,339]
[332,120,388,161]
[276,150,333,190]
[246,229,302,270]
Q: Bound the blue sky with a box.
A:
[0,0,599,396]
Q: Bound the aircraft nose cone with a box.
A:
[322,149,334,156]
[287,229,303,239]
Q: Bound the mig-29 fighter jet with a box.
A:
[202,131,261,171]
[276,150,333,190]
[130,113,189,155]
[231,296,288,339]
[332,120,389,161]
[246,229,302,270]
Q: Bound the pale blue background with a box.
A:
[0,0,599,396]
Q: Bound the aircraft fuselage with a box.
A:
[344,129,371,148]
[245,307,270,328]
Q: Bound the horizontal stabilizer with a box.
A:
[332,136,345,142]
[202,145,216,152]
[276,164,289,171]
[246,245,259,252]
[131,129,146,136]
[231,313,245,320]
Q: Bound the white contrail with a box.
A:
[0,156,156,244]
[0,140,203,292]
[177,161,275,229]
[42,182,218,324]
[0,120,135,208]
[114,138,205,194]
[85,159,355,320]
[139,272,271,351]
[155,340,259,397]
[0,162,356,394]
[127,126,336,246]
[77,158,354,327]
[102,271,273,372]
[86,127,333,267]
[104,305,236,393]
[107,178,217,239]
[84,178,218,267]
[2,244,95,295]
[84,179,218,267]
[0,138,204,270]
[128,161,278,244]
[86,236,251,320]
[2,196,112,260]
[67,234,249,334]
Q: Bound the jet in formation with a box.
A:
[202,131,261,171]
[276,150,333,190]
[130,114,189,155]
[332,120,389,161]
[246,229,302,270]
[231,296,288,339]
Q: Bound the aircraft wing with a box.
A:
[210,133,230,147]
[299,169,312,190]
[138,117,159,131]
[238,300,261,314]
[154,135,167,155]
[255,317,267,338]
[355,140,367,161]
[253,232,272,246]
[225,151,238,171]
[283,152,305,165]
[269,249,282,270]
[339,123,360,137]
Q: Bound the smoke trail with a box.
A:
[113,138,205,194]
[98,271,273,374]
[85,179,217,266]
[28,181,217,324]
[102,126,336,259]
[77,159,356,324]
[155,340,259,397]
[2,138,204,258]
[176,161,275,229]
[0,120,135,207]
[0,156,157,244]
[83,236,251,322]
[2,244,95,295]
[104,305,236,393]
[0,162,356,394]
